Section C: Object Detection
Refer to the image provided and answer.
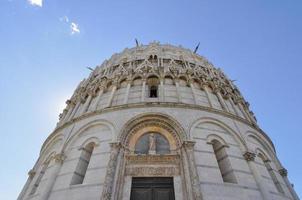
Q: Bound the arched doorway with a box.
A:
[111,113,202,200]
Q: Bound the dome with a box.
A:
[18,42,299,200]
[59,42,256,126]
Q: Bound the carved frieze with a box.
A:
[125,166,180,176]
[126,154,180,165]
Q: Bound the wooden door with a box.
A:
[130,177,175,200]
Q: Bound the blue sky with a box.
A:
[0,0,301,199]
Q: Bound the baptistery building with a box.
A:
[18,42,299,200]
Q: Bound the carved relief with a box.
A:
[243,151,256,161]
[125,166,180,176]
[126,154,180,165]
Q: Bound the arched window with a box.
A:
[150,86,158,98]
[70,142,95,185]
[147,76,159,98]
[211,139,237,184]
[135,133,170,155]
[258,154,284,193]
[29,162,49,195]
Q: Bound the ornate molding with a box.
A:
[53,153,65,164]
[62,43,251,118]
[126,154,180,165]
[28,169,36,179]
[101,142,121,200]
[120,114,185,148]
[125,166,180,176]
[279,168,288,177]
[243,151,256,161]
[183,140,196,149]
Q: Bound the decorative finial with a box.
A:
[86,67,94,71]
[193,42,200,54]
[135,38,139,47]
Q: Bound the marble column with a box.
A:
[243,151,270,200]
[40,153,65,200]
[238,102,251,121]
[141,79,146,102]
[68,101,81,121]
[202,85,213,108]
[63,101,75,122]
[175,79,182,103]
[279,168,300,200]
[189,81,197,104]
[107,85,117,107]
[123,81,131,104]
[181,148,194,200]
[80,95,93,114]
[101,142,121,200]
[229,98,240,116]
[159,78,164,101]
[216,91,227,111]
[183,141,203,200]
[92,87,104,110]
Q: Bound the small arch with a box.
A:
[256,148,270,162]
[131,75,143,82]
[147,76,159,98]
[79,137,100,149]
[62,119,115,152]
[245,132,276,157]
[119,78,128,88]
[132,76,143,86]
[206,134,229,147]
[192,79,201,89]
[178,76,188,87]
[189,117,248,152]
[147,74,160,80]
[164,75,175,85]
[40,134,63,157]
[106,81,113,90]
[119,113,187,149]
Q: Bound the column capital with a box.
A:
[243,151,256,161]
[279,168,288,177]
[183,140,196,149]
[109,142,121,149]
[53,153,66,164]
[28,169,36,179]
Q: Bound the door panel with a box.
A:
[130,188,152,200]
[154,188,172,200]
[130,177,175,200]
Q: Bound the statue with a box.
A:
[148,133,156,155]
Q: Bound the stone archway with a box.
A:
[106,113,203,200]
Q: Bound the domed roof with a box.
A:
[68,42,246,109]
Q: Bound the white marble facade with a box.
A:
[18,42,299,200]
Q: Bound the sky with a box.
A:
[0,0,301,199]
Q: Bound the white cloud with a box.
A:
[70,22,80,34]
[28,0,42,7]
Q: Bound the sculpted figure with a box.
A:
[148,133,156,154]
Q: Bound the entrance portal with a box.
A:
[130,177,175,200]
